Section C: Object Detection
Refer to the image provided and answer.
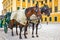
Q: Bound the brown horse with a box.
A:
[8,19,28,39]
[25,4,50,38]
[8,4,50,39]
[8,9,29,39]
[8,6,41,39]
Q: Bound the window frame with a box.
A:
[50,8,52,13]
[17,7,20,10]
[28,0,30,3]
[50,0,52,2]
[45,0,47,3]
[54,17,57,22]
[32,0,35,4]
[55,6,58,12]
[23,0,25,2]
[45,17,47,21]
[49,17,52,21]
[41,1,43,4]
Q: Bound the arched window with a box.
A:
[18,0,20,1]
[28,0,30,3]
[41,18,43,22]
[17,7,20,10]
[50,0,52,2]
[45,17,47,21]
[41,1,43,4]
[50,8,52,13]
[55,6,58,12]
[23,0,25,2]
[45,0,47,3]
[23,8,25,9]
[54,17,57,21]
[49,17,52,21]
[32,0,34,4]
[36,1,38,4]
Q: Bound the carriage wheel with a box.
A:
[4,23,8,33]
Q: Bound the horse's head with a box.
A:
[32,6,41,19]
[25,6,41,20]
[41,4,50,17]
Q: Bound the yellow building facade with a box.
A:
[2,0,60,23]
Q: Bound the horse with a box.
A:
[8,4,50,39]
[25,4,50,38]
[8,9,29,39]
[8,6,41,39]
[41,4,50,16]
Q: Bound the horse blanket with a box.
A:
[30,14,38,24]
[11,9,38,25]
[10,9,27,25]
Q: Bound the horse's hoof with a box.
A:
[19,37,22,39]
[17,34,18,35]
[25,36,27,39]
[16,33,18,35]
[36,35,39,37]
[12,34,14,36]
[12,35,14,36]
[24,36,27,39]
[32,36,34,38]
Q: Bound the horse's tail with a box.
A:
[8,19,15,29]
[8,21,13,29]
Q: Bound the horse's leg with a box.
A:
[25,26,28,34]
[19,26,22,39]
[10,20,14,36]
[36,21,40,37]
[12,28,14,36]
[11,23,14,36]
[32,23,34,38]
[16,25,18,35]
[25,21,29,35]
[24,26,27,38]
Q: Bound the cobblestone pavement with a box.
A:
[0,23,60,40]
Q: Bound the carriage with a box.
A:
[2,12,11,33]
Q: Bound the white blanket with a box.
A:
[30,14,38,24]
[10,9,38,25]
[10,9,27,25]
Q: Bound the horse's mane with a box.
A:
[25,7,35,14]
